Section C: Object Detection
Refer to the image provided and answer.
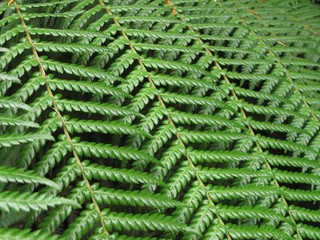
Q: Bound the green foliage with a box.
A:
[0,0,319,239]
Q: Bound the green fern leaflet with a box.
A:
[0,0,319,239]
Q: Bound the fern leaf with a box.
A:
[282,187,320,201]
[152,74,217,89]
[143,58,210,77]
[60,208,99,240]
[209,185,278,201]
[103,209,187,234]
[217,204,287,222]
[57,99,141,117]
[41,59,118,83]
[82,161,163,186]
[65,118,149,137]
[0,0,319,238]
[257,135,318,154]
[0,191,80,212]
[161,92,232,110]
[227,224,292,239]
[0,228,59,240]
[198,167,269,181]
[290,206,320,223]
[170,110,243,129]
[188,150,259,164]
[48,78,131,98]
[0,133,54,147]
[298,224,320,240]
[0,73,20,83]
[29,27,111,38]
[247,118,307,135]
[0,166,58,188]
[126,29,196,41]
[0,116,39,128]
[0,97,31,111]
[91,187,182,209]
[75,141,159,165]
[180,130,248,144]
[274,169,320,185]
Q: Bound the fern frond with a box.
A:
[209,185,278,201]
[257,135,318,154]
[274,169,320,185]
[188,150,259,164]
[180,130,248,144]
[144,58,211,77]
[0,133,54,147]
[65,118,149,137]
[152,74,217,89]
[217,204,287,222]
[41,59,118,83]
[56,99,140,117]
[170,110,243,129]
[92,187,182,209]
[246,118,307,135]
[126,28,196,41]
[282,187,320,201]
[1,0,319,238]
[82,161,163,186]
[103,209,188,234]
[198,167,269,181]
[0,191,79,212]
[227,224,292,239]
[0,166,57,188]
[48,78,131,98]
[60,207,98,240]
[0,228,59,240]
[30,27,111,39]
[75,141,159,165]
[0,97,31,111]
[0,116,39,128]
[298,224,320,240]
[0,73,20,83]
[290,206,320,223]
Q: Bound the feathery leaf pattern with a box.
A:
[0,0,319,239]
